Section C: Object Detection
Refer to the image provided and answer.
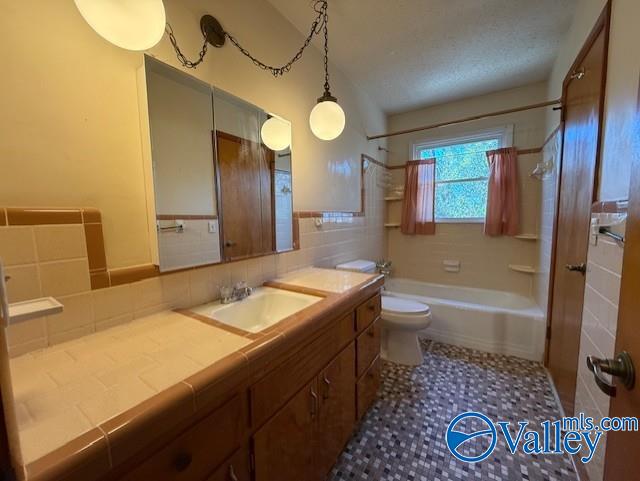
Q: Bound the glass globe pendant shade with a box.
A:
[261,117,292,151]
[309,99,345,141]
[74,0,166,51]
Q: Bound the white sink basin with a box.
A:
[191,287,322,333]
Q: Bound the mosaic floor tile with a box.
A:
[331,341,578,481]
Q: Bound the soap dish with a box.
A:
[8,297,63,325]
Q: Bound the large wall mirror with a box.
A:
[141,56,294,272]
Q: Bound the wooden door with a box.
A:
[602,76,640,481]
[215,131,274,261]
[253,379,318,481]
[547,7,609,415]
[316,344,356,478]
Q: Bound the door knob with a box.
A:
[225,240,237,247]
[586,352,635,397]
[565,263,587,274]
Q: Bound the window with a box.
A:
[413,127,512,222]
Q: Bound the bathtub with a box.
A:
[384,278,546,362]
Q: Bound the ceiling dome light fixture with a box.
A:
[74,0,166,51]
[261,116,292,151]
[309,1,346,141]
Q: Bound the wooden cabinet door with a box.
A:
[120,394,245,481]
[316,344,356,478]
[253,379,318,481]
[356,319,380,378]
[357,356,381,421]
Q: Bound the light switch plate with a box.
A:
[208,221,217,233]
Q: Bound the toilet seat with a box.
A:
[381,296,431,327]
[382,296,430,315]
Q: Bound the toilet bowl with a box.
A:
[379,296,431,366]
[335,260,431,366]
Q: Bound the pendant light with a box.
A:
[309,2,346,141]
[75,0,345,141]
[74,0,166,51]
[261,116,292,151]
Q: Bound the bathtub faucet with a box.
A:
[376,260,392,280]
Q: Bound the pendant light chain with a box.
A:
[166,23,209,69]
[167,1,329,73]
[323,2,331,95]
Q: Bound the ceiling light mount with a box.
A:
[200,15,226,48]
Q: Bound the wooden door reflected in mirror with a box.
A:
[141,56,294,271]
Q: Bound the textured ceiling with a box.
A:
[266,0,578,114]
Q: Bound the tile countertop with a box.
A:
[5,267,384,481]
[270,267,376,294]
[10,311,252,466]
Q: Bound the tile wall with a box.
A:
[574,213,625,481]
[0,161,386,357]
[533,127,562,312]
[157,219,221,271]
[385,151,541,297]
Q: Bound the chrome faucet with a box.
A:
[220,281,253,304]
[376,260,392,279]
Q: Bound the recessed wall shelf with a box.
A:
[508,264,536,274]
[384,196,404,201]
[7,297,63,325]
[384,223,401,228]
[514,234,538,241]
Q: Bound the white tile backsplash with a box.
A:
[1,161,385,356]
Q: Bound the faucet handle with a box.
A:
[233,281,248,290]
[220,285,233,300]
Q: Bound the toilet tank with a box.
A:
[335,259,377,273]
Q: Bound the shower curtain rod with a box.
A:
[367,99,562,141]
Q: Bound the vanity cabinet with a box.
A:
[316,343,356,477]
[253,379,317,481]
[118,393,247,481]
[205,448,251,481]
[254,343,356,481]
[357,356,381,421]
[356,318,380,378]
[105,288,382,481]
[355,293,381,333]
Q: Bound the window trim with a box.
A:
[411,125,514,159]
[412,126,513,223]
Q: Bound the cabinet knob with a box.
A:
[367,302,376,311]
[173,452,192,472]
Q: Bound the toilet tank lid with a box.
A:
[335,259,377,272]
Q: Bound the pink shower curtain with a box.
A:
[401,159,436,235]
[484,147,519,236]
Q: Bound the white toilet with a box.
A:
[335,260,432,366]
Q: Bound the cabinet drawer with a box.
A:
[205,447,251,481]
[356,294,381,333]
[121,393,246,481]
[356,319,380,378]
[251,313,354,429]
[356,356,380,421]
